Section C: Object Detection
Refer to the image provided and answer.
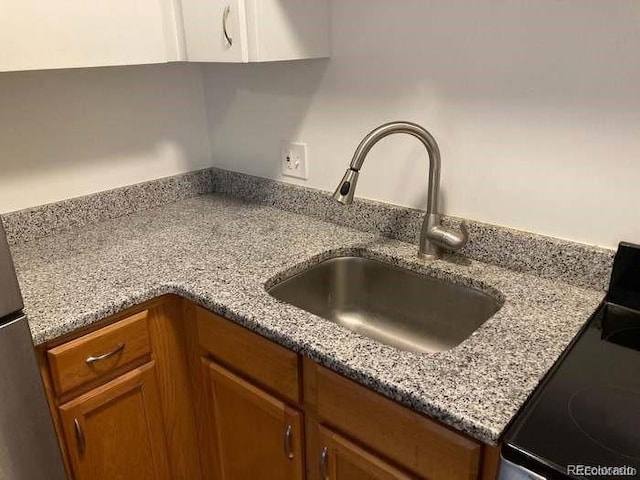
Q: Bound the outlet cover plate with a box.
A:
[281,142,308,180]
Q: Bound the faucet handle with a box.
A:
[426,221,469,252]
[458,221,470,246]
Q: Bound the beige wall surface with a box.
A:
[0,63,211,212]
[201,0,640,248]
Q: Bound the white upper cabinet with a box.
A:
[0,0,329,72]
[179,0,330,63]
[0,0,182,72]
[180,0,249,62]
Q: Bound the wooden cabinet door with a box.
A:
[59,362,171,480]
[204,359,304,480]
[318,426,415,480]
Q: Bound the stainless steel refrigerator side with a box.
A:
[0,220,23,317]
[0,315,67,480]
[0,220,67,479]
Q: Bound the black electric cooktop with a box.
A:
[503,243,640,479]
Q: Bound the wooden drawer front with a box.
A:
[48,310,151,396]
[305,361,482,480]
[195,306,300,404]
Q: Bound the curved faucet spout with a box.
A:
[332,121,468,259]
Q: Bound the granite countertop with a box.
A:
[9,194,605,444]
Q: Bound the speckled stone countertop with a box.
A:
[10,194,605,444]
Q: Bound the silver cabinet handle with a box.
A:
[222,5,233,46]
[74,418,86,455]
[319,447,329,480]
[283,424,294,459]
[85,343,125,365]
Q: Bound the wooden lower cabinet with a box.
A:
[39,297,499,480]
[303,359,482,480]
[203,358,305,480]
[318,425,414,480]
[58,362,171,480]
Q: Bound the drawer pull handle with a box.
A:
[284,424,294,459]
[85,343,125,365]
[319,446,329,480]
[222,5,233,46]
[74,418,86,455]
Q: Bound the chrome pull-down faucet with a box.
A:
[333,121,469,259]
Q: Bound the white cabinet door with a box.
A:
[245,0,330,62]
[180,0,329,63]
[180,0,248,63]
[0,0,179,72]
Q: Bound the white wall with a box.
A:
[202,0,640,249]
[0,63,211,212]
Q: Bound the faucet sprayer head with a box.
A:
[332,168,359,205]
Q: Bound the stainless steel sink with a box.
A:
[268,256,501,353]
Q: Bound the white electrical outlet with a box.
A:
[281,142,308,180]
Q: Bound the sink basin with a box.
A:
[268,256,501,353]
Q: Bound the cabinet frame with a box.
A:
[37,296,204,480]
